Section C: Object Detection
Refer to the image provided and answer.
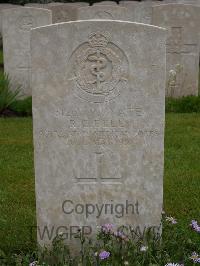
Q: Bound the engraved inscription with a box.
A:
[74,148,122,184]
[68,31,129,102]
[17,16,34,31]
[167,27,198,55]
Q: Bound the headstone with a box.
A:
[46,4,79,23]
[77,5,133,20]
[25,3,46,8]
[152,4,200,97]
[66,2,89,7]
[120,1,160,24]
[0,4,18,46]
[164,0,200,4]
[25,3,79,23]
[31,20,166,247]
[93,1,117,5]
[47,2,64,6]
[2,7,52,97]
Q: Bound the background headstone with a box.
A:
[46,4,79,23]
[0,4,18,47]
[163,0,200,4]
[77,5,133,20]
[25,3,79,23]
[120,1,162,24]
[152,4,200,97]
[25,3,46,8]
[31,20,166,247]
[66,2,89,6]
[2,7,52,97]
[93,1,117,5]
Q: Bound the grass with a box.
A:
[0,114,200,255]
[164,114,200,245]
[0,118,36,254]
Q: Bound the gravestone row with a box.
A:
[1,1,200,97]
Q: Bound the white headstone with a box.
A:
[25,3,46,8]
[93,1,117,5]
[163,0,200,4]
[0,4,18,37]
[120,1,161,24]
[31,20,166,247]
[77,5,133,20]
[153,4,200,97]
[25,3,79,23]
[2,7,52,97]
[47,4,79,23]
[66,2,89,6]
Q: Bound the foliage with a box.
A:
[166,96,200,113]
[0,74,21,114]
[9,97,32,116]
[0,115,200,265]
[0,217,200,265]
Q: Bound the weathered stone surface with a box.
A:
[66,2,89,6]
[0,4,18,36]
[31,20,166,247]
[25,3,46,7]
[152,4,200,97]
[25,3,80,23]
[2,7,52,97]
[93,1,117,5]
[163,0,200,4]
[47,4,79,23]
[120,1,160,24]
[77,5,133,20]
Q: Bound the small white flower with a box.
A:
[140,245,148,252]
[29,261,37,266]
[166,216,177,224]
[124,261,129,265]
[94,252,98,257]
[165,263,181,266]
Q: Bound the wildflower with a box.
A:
[29,262,37,266]
[99,250,110,260]
[114,231,129,241]
[124,261,129,265]
[140,245,148,252]
[190,252,200,263]
[94,252,98,257]
[166,216,177,224]
[190,220,200,233]
[101,223,114,233]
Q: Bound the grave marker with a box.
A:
[31,20,166,247]
[153,4,200,97]
[2,7,52,96]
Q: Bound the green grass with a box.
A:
[0,118,36,254]
[164,113,200,245]
[0,114,200,255]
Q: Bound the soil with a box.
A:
[0,108,21,117]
